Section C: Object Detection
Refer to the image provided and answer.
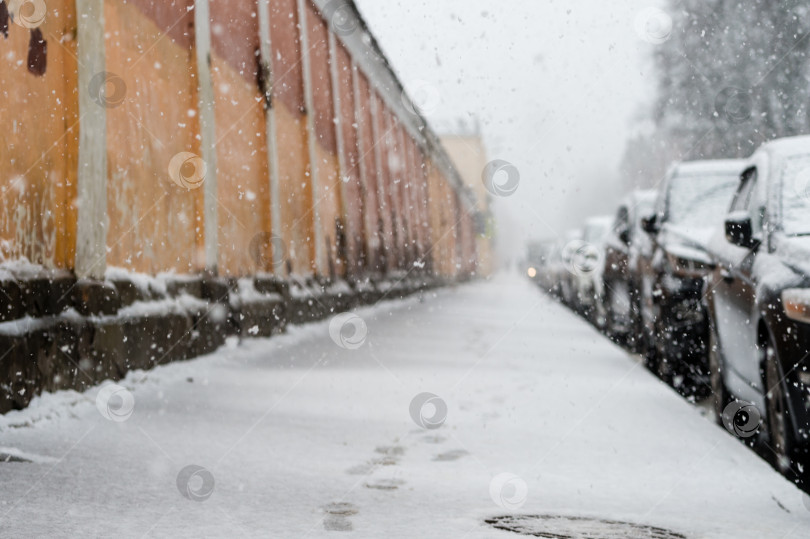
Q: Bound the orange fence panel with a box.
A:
[0,0,78,269]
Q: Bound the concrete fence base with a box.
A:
[0,270,447,414]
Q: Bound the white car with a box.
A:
[572,216,613,323]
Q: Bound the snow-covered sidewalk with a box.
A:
[0,274,808,538]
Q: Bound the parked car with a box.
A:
[602,190,658,347]
[559,229,585,306]
[704,135,810,477]
[638,159,745,395]
[526,239,556,288]
[572,216,613,323]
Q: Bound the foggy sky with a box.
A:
[354,0,664,260]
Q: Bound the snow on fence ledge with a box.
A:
[0,263,453,414]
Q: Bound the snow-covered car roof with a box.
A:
[583,215,614,243]
[670,158,747,177]
[755,134,810,161]
[584,215,613,230]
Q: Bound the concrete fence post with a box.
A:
[297,0,326,276]
[368,91,388,270]
[257,0,284,275]
[193,0,219,274]
[74,0,108,280]
[328,30,350,274]
[351,61,373,269]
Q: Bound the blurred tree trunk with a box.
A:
[623,0,810,189]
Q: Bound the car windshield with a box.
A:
[780,154,810,236]
[667,174,739,227]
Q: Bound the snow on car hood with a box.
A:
[659,224,715,262]
[777,235,810,278]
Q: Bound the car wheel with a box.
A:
[763,338,797,474]
[593,291,608,329]
[636,284,657,371]
[627,282,642,354]
[708,322,730,425]
[603,282,624,344]
[642,319,658,373]
[646,293,671,382]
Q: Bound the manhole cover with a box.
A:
[484,515,687,539]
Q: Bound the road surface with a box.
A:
[0,274,808,538]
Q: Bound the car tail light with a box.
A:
[782,289,810,324]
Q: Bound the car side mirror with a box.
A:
[641,214,659,235]
[724,211,759,249]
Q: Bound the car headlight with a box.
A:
[782,289,810,324]
[527,267,537,278]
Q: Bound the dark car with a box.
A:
[602,190,657,347]
[526,239,557,290]
[558,229,585,307]
[705,136,810,478]
[638,159,745,395]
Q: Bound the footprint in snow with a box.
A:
[345,462,375,475]
[323,502,359,515]
[433,449,469,462]
[364,478,405,490]
[322,502,358,532]
[345,456,398,475]
[323,516,352,532]
[374,445,405,456]
[372,455,398,466]
[421,434,446,444]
